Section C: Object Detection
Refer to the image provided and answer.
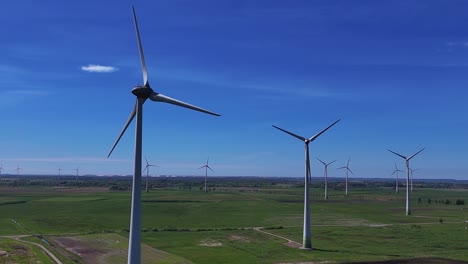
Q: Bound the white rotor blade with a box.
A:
[348,167,354,175]
[207,165,214,172]
[132,6,148,86]
[308,119,341,142]
[388,149,407,160]
[328,160,337,166]
[107,102,137,157]
[272,125,305,141]
[408,148,425,161]
[150,92,220,116]
[316,157,326,166]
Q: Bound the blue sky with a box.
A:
[0,0,467,179]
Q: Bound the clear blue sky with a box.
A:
[1,1,467,179]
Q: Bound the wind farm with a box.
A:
[1,1,467,264]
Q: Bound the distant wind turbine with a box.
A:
[0,163,4,176]
[143,157,158,193]
[391,162,403,194]
[15,164,21,176]
[199,157,214,193]
[338,157,353,197]
[316,158,336,200]
[388,148,425,215]
[58,168,62,180]
[74,167,79,181]
[106,6,220,264]
[409,168,420,192]
[272,119,340,249]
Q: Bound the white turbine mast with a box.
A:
[74,167,80,181]
[142,156,158,193]
[338,157,353,197]
[0,162,4,176]
[391,162,403,194]
[316,158,336,200]
[199,157,214,193]
[409,168,420,192]
[58,168,62,180]
[388,148,425,215]
[15,164,22,176]
[272,119,340,250]
[106,6,220,264]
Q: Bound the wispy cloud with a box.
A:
[0,157,131,163]
[81,64,118,73]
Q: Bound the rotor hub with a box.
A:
[132,85,153,99]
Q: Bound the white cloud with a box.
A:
[81,64,118,73]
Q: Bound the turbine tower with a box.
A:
[199,157,214,193]
[143,157,158,193]
[106,6,219,264]
[0,163,4,177]
[338,157,353,197]
[74,167,79,181]
[58,168,62,181]
[316,158,336,200]
[272,119,340,249]
[391,162,403,193]
[388,148,425,215]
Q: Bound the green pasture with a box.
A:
[0,185,467,263]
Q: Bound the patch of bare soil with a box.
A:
[53,236,106,263]
[345,257,468,264]
[284,241,302,249]
[0,249,9,257]
[199,239,222,247]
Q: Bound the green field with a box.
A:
[0,183,467,263]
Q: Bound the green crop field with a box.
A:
[0,180,467,264]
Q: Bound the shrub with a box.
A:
[456,199,465,205]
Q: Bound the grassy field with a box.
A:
[0,183,467,263]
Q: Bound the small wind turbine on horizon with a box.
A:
[143,157,158,193]
[338,157,353,197]
[15,164,21,177]
[316,158,336,200]
[74,167,79,181]
[272,119,340,250]
[0,163,3,176]
[199,157,214,193]
[58,168,62,180]
[391,162,403,194]
[106,6,220,264]
[388,148,425,215]
[410,168,420,192]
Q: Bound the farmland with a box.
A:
[0,176,467,263]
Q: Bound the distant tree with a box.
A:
[427,198,432,204]
[445,199,451,205]
[417,198,422,203]
[439,218,443,224]
[455,199,464,205]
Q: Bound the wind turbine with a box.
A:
[409,168,420,192]
[388,148,425,215]
[272,119,340,249]
[316,158,336,200]
[338,157,353,197]
[0,163,3,177]
[15,164,21,176]
[58,168,62,181]
[106,6,219,264]
[199,157,214,193]
[74,167,79,181]
[143,157,158,193]
[391,162,403,193]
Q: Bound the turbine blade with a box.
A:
[337,166,346,170]
[308,119,341,142]
[408,148,425,161]
[271,125,305,141]
[387,149,407,160]
[145,156,149,165]
[142,166,148,173]
[328,160,337,166]
[107,102,137,158]
[348,168,355,175]
[316,157,326,165]
[149,92,220,116]
[132,6,148,86]
[207,165,214,172]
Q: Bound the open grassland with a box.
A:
[0,183,467,263]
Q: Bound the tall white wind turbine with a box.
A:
[58,168,62,181]
[391,162,403,193]
[199,157,214,193]
[106,6,220,264]
[143,157,158,193]
[316,158,336,200]
[272,119,340,249]
[388,148,425,215]
[338,157,353,197]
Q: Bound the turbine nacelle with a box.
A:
[132,86,153,98]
